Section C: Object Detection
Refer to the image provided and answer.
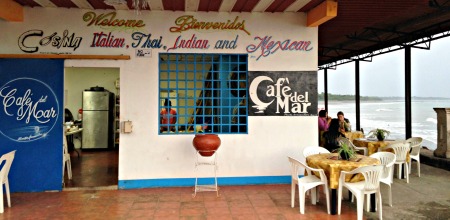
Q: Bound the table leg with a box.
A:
[331,189,337,215]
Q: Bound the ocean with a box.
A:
[320,99,450,150]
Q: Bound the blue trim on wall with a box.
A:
[118,175,292,189]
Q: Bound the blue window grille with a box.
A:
[159,53,248,135]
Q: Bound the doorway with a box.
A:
[63,67,120,189]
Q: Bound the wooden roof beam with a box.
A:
[0,0,24,22]
[307,0,337,27]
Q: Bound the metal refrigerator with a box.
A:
[82,90,114,149]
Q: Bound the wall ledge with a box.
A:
[0,54,130,60]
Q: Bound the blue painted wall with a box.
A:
[0,59,64,192]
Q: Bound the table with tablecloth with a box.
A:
[306,153,380,215]
[344,131,365,142]
[306,153,380,189]
[353,138,409,159]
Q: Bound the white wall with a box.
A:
[64,67,119,118]
[3,8,318,186]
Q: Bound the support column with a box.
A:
[355,60,361,131]
[324,69,329,112]
[405,46,412,139]
[433,108,450,158]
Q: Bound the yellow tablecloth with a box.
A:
[353,138,410,162]
[306,153,380,189]
[353,139,393,155]
[344,131,365,142]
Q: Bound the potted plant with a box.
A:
[367,128,390,141]
[337,142,357,160]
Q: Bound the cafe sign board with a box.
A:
[0,78,59,142]
[0,59,64,192]
[248,71,317,116]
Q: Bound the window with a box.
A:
[159,53,248,135]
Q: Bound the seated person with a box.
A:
[318,110,331,146]
[318,110,331,132]
[337,111,351,133]
[160,99,177,132]
[322,119,345,152]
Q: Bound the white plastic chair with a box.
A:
[301,147,330,201]
[302,146,330,158]
[63,133,72,181]
[337,137,368,156]
[370,152,396,207]
[288,156,330,214]
[405,137,423,177]
[338,165,384,220]
[383,142,410,183]
[0,150,16,213]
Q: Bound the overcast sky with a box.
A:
[318,36,450,98]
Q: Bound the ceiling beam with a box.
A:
[307,0,337,27]
[285,0,310,12]
[0,0,23,22]
[252,0,275,12]
[33,0,57,7]
[71,0,94,9]
[148,0,164,10]
[219,0,237,12]
[185,0,199,12]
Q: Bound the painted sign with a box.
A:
[18,30,82,53]
[0,78,59,142]
[131,32,163,49]
[13,12,315,61]
[248,71,317,116]
[169,15,250,35]
[0,59,64,192]
[246,36,313,61]
[83,11,146,29]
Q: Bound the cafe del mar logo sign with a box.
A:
[0,78,59,142]
[248,71,317,116]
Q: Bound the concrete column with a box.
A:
[433,108,450,158]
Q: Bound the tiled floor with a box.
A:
[64,148,119,188]
[8,185,359,219]
[5,150,450,219]
[8,148,362,219]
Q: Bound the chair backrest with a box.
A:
[405,137,423,156]
[288,156,303,181]
[386,142,410,162]
[370,152,396,179]
[303,146,330,158]
[352,165,384,191]
[288,156,328,183]
[0,150,16,182]
[337,137,356,150]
